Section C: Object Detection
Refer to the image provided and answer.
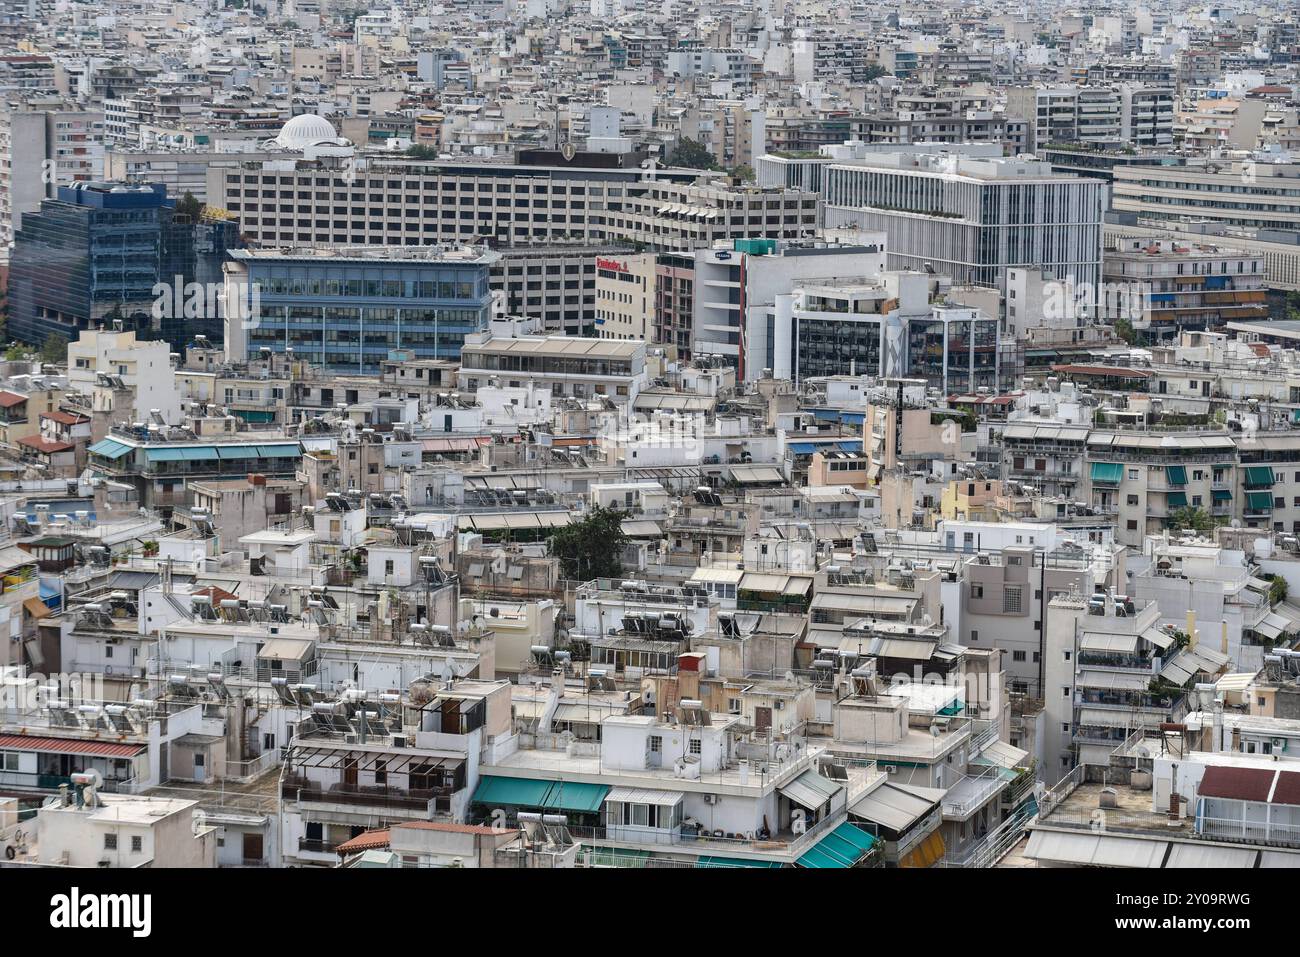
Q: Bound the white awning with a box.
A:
[849,782,937,832]
[1080,632,1139,654]
[604,787,684,807]
[779,768,843,811]
[1075,670,1150,692]
[1163,842,1258,868]
[1024,830,1168,867]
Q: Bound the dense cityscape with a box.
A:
[0,0,1294,891]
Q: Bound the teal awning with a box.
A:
[1212,489,1232,502]
[1246,491,1274,511]
[234,409,275,423]
[1166,491,1188,508]
[542,781,610,813]
[696,856,784,868]
[1245,466,1275,487]
[471,775,609,814]
[1166,466,1187,486]
[88,439,132,460]
[1090,462,1123,485]
[256,444,303,458]
[796,822,876,869]
[472,775,552,808]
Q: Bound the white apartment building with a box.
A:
[66,328,182,425]
[821,146,1105,290]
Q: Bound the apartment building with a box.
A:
[0,100,103,245]
[821,145,1105,290]
[1102,238,1268,340]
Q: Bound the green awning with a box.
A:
[1212,489,1232,502]
[1165,466,1187,486]
[541,781,610,813]
[472,775,553,808]
[88,439,133,460]
[470,775,609,814]
[1246,491,1274,511]
[1166,491,1188,508]
[696,856,784,868]
[1245,467,1275,487]
[1090,462,1123,485]
[234,409,276,423]
[796,822,877,869]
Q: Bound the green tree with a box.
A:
[174,191,204,221]
[728,163,755,183]
[667,137,719,171]
[39,333,68,366]
[406,144,440,160]
[1167,506,1215,534]
[4,343,27,360]
[861,64,892,81]
[548,505,628,581]
[1113,316,1137,345]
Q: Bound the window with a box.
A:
[1003,586,1023,614]
[0,751,17,771]
[1062,687,1071,698]
[104,833,118,850]
[131,836,142,853]
[649,735,662,753]
[688,739,702,755]
[1012,650,1026,662]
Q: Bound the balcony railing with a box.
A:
[297,838,340,855]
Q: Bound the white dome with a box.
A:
[276,114,338,149]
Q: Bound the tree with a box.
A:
[406,144,440,160]
[4,343,27,361]
[174,191,204,222]
[667,137,719,171]
[1167,506,1215,535]
[39,333,68,366]
[548,505,628,581]
[1113,316,1137,345]
[728,163,755,183]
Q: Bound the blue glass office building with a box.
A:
[7,181,243,350]
[225,247,498,375]
[7,182,169,345]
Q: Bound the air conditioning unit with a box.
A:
[702,794,719,805]
[882,764,897,774]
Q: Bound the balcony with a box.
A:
[297,838,340,856]
[941,766,1010,821]
[281,778,453,817]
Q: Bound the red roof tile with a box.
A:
[0,391,26,408]
[41,411,89,426]
[1269,769,1300,807]
[0,734,145,758]
[18,436,73,454]
[1198,765,1276,803]
[335,828,390,855]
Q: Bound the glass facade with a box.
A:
[8,183,167,344]
[795,317,885,380]
[7,182,242,349]
[240,255,493,374]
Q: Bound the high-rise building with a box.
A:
[223,245,498,374]
[7,182,169,345]
[820,144,1105,290]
